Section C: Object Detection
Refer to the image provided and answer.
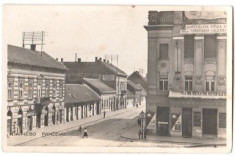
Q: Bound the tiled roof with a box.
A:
[64,60,127,77]
[8,45,67,71]
[65,84,101,104]
[128,71,147,90]
[83,78,116,95]
[127,80,142,91]
[127,89,135,99]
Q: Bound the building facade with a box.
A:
[64,84,101,122]
[7,45,67,136]
[127,80,142,107]
[145,11,227,138]
[83,78,116,113]
[64,57,128,110]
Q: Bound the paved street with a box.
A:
[10,103,225,148]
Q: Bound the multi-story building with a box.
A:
[7,45,67,136]
[144,11,227,138]
[83,78,116,113]
[64,57,128,110]
[64,84,101,122]
[127,80,142,107]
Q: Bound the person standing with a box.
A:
[138,129,142,139]
[82,127,88,138]
[103,110,106,118]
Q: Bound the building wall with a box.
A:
[7,67,65,135]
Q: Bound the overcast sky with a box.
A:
[4,5,160,76]
[3,5,229,76]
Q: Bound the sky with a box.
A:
[3,5,160,76]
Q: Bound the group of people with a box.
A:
[78,125,88,138]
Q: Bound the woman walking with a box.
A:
[82,127,88,138]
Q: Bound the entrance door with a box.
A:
[27,116,33,130]
[36,113,41,128]
[182,108,192,137]
[59,109,63,123]
[203,109,217,135]
[157,107,169,136]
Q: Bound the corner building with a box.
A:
[144,11,227,139]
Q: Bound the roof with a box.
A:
[127,80,142,91]
[64,60,127,77]
[83,78,116,95]
[65,84,101,104]
[8,45,67,71]
[128,71,147,90]
[127,89,135,99]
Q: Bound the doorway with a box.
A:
[182,108,192,137]
[203,109,217,136]
[17,109,23,134]
[44,107,48,126]
[157,107,169,136]
[36,113,41,128]
[27,116,33,130]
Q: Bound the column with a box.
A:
[217,36,226,92]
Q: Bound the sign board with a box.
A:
[181,24,227,34]
[147,113,156,130]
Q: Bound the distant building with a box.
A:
[128,71,148,105]
[7,45,67,136]
[144,11,227,138]
[64,84,101,122]
[64,57,128,110]
[126,90,135,108]
[83,78,116,112]
[127,80,142,107]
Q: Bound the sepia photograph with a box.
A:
[1,4,233,153]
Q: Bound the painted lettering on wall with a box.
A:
[181,24,227,34]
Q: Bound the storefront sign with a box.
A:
[171,113,181,131]
[181,24,227,34]
[146,113,156,130]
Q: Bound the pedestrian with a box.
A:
[138,129,142,139]
[137,118,141,126]
[82,127,88,138]
[103,110,106,118]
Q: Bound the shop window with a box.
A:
[219,113,226,128]
[18,78,24,100]
[159,75,168,91]
[193,112,201,127]
[171,113,181,131]
[185,76,193,91]
[204,35,217,58]
[184,35,194,58]
[8,78,14,100]
[159,44,168,59]
[28,78,34,99]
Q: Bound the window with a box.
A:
[45,79,50,97]
[206,81,215,92]
[159,75,168,91]
[52,80,57,97]
[204,35,216,58]
[18,78,24,100]
[185,76,193,91]
[59,80,63,97]
[37,79,42,98]
[8,78,14,100]
[28,78,34,99]
[184,35,194,58]
[159,44,168,59]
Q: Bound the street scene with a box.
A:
[3,5,232,153]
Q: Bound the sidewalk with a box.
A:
[8,107,137,146]
[121,124,226,147]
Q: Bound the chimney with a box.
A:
[75,53,77,62]
[61,58,63,62]
[56,58,58,61]
[95,57,98,62]
[30,44,36,51]
[78,58,81,62]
